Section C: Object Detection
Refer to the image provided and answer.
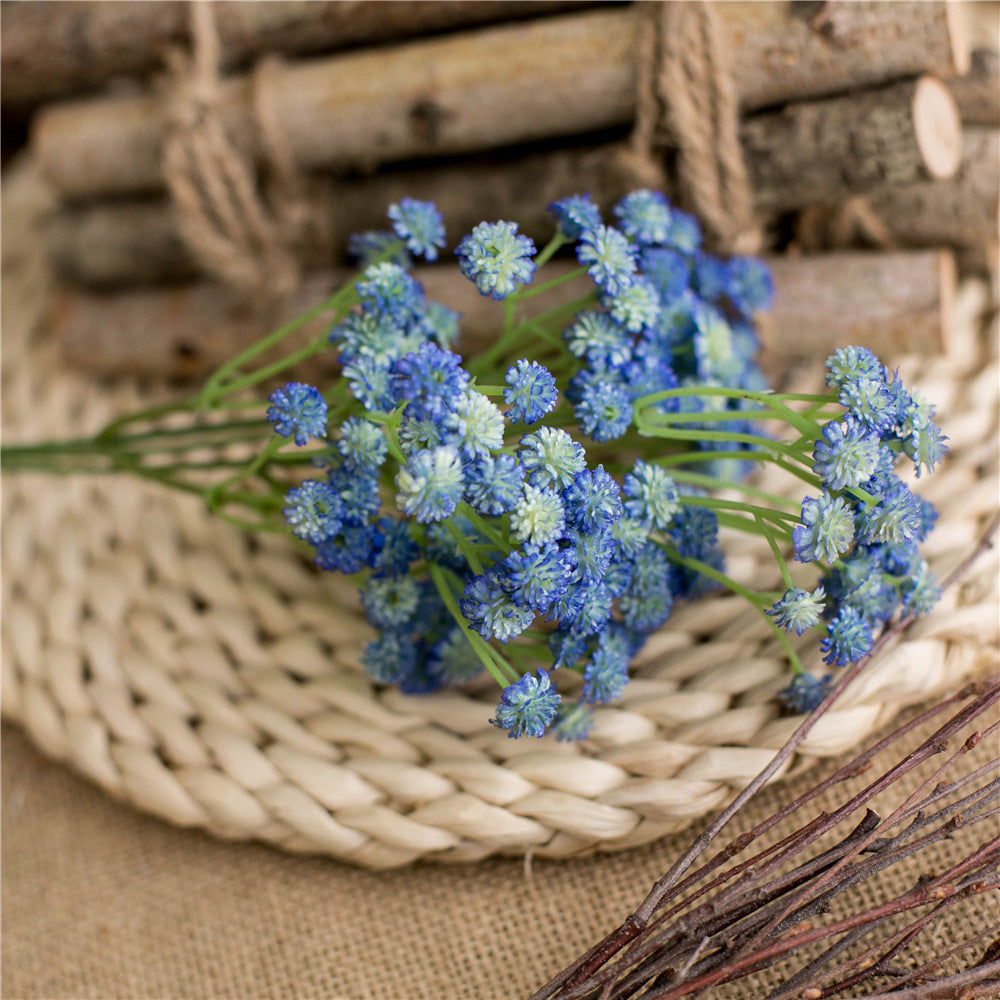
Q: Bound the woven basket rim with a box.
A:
[3,163,998,869]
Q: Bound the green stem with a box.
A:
[668,470,800,511]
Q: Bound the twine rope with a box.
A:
[162,0,310,302]
[632,0,763,255]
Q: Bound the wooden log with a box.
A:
[31,2,968,201]
[947,50,1000,127]
[51,251,954,381]
[744,76,962,213]
[0,1,592,109]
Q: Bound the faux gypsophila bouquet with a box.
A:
[2,191,949,740]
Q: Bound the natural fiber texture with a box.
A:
[631,0,761,254]
[2,160,998,869]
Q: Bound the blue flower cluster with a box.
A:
[773,348,946,710]
[549,190,772,469]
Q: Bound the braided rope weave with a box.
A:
[3,165,998,868]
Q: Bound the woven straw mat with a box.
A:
[2,164,998,870]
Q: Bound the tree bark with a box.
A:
[947,50,1000,128]
[51,252,953,381]
[31,3,968,201]
[0,1,592,109]
[744,76,963,213]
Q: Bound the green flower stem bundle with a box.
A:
[0,191,950,739]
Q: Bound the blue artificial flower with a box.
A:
[767,586,827,635]
[693,304,741,382]
[839,376,895,434]
[916,497,939,541]
[611,514,651,557]
[901,558,941,617]
[455,220,536,300]
[821,606,874,666]
[613,189,673,247]
[553,579,614,636]
[856,483,922,546]
[419,301,461,348]
[565,526,615,583]
[267,382,328,446]
[395,445,465,523]
[725,256,774,316]
[603,552,634,599]
[398,415,446,455]
[337,416,388,471]
[825,549,898,627]
[372,517,417,577]
[661,207,702,253]
[461,571,534,643]
[356,261,426,325]
[582,626,632,703]
[463,453,525,516]
[902,419,949,478]
[283,479,343,544]
[387,198,446,261]
[562,465,623,533]
[576,225,637,296]
[572,370,634,443]
[502,543,572,612]
[552,701,595,742]
[331,309,422,368]
[602,276,661,333]
[491,669,561,739]
[327,464,381,525]
[666,505,719,559]
[640,247,691,304]
[548,193,602,240]
[813,418,882,492]
[619,542,674,631]
[548,629,588,669]
[623,460,680,529]
[793,493,855,564]
[519,427,587,490]
[445,390,505,459]
[361,574,421,630]
[504,359,558,425]
[825,347,884,390]
[362,631,417,684]
[314,522,382,574]
[511,484,566,546]
[563,310,633,369]
[390,342,470,423]
[427,627,484,685]
[693,252,729,303]
[341,355,394,412]
[778,672,832,713]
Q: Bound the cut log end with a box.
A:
[913,76,963,179]
[944,0,973,78]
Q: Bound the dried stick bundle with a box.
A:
[530,520,1000,1000]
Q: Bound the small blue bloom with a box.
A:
[503,543,573,612]
[623,460,680,529]
[662,208,702,253]
[917,497,939,541]
[693,252,729,303]
[328,464,381,525]
[813,418,882,492]
[463,453,525,516]
[519,427,587,490]
[821,606,874,666]
[390,342,470,423]
[419,301,461,348]
[666,505,719,559]
[856,483,922,546]
[342,355,394,412]
[548,193,602,240]
[582,626,631,703]
[373,518,417,577]
[555,579,613,636]
[778,672,832,713]
[793,493,856,564]
[563,310,633,369]
[361,574,421,630]
[693,304,741,382]
[337,416,387,471]
[619,542,673,631]
[387,197,446,261]
[725,256,774,315]
[283,479,343,544]
[427,627,484,684]
[511,484,566,546]
[362,631,417,684]
[602,276,661,333]
[903,420,949,478]
[347,229,412,269]
[611,514,651,557]
[839,376,895,434]
[562,465,623,533]
[445,390,505,459]
[548,629,588,670]
[461,571,534,643]
[398,415,446,455]
[504,359,558,424]
[356,261,425,325]
[455,220,536,300]
[565,526,615,583]
[491,669,561,739]
[314,522,382,574]
[614,189,673,247]
[395,445,465,523]
[553,701,595,742]
[267,382,328,446]
[825,347,884,390]
[573,371,634,443]
[767,586,827,635]
[901,558,941,617]
[640,247,691,304]
[576,225,637,296]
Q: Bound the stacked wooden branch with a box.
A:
[14,0,996,376]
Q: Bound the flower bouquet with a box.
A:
[3,187,992,866]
